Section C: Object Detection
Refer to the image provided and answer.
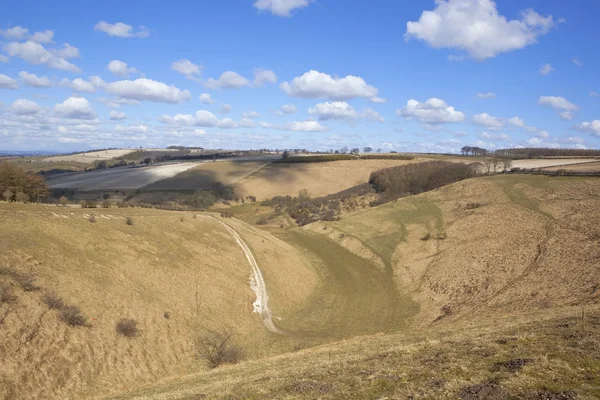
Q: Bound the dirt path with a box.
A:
[210,216,284,334]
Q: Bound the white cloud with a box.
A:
[3,41,81,72]
[239,118,257,128]
[115,124,149,133]
[108,60,138,77]
[253,68,278,86]
[540,63,553,75]
[19,71,52,88]
[11,99,42,115]
[30,30,54,44]
[194,110,219,127]
[370,96,387,104]
[477,92,496,99]
[216,118,237,129]
[94,77,191,103]
[109,110,127,120]
[507,116,525,127]
[242,111,260,119]
[397,98,465,125]
[0,74,18,89]
[572,58,582,67]
[275,104,297,115]
[54,96,96,120]
[260,120,327,132]
[405,0,555,60]
[199,93,214,104]
[280,70,379,100]
[96,97,140,109]
[0,55,8,63]
[253,0,312,17]
[480,131,510,141]
[574,120,600,137]
[171,59,202,82]
[159,110,252,129]
[590,91,599,97]
[221,104,232,114]
[473,112,504,130]
[51,43,79,59]
[309,101,359,120]
[448,54,466,62]
[69,78,96,93]
[205,71,251,89]
[538,96,578,120]
[362,108,384,122]
[159,113,196,126]
[0,26,29,40]
[536,130,549,138]
[94,21,150,38]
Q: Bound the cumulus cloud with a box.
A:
[0,74,18,89]
[397,98,464,126]
[480,131,510,141]
[253,0,312,17]
[171,59,202,82]
[194,110,219,127]
[540,63,553,75]
[159,110,247,129]
[93,77,191,103]
[30,30,54,44]
[477,92,496,99]
[275,104,297,115]
[280,70,379,101]
[108,60,138,77]
[405,0,555,60]
[69,78,96,93]
[96,97,140,109]
[159,113,196,126]
[115,123,149,133]
[109,110,127,120]
[19,71,52,88]
[54,96,96,120]
[473,112,504,130]
[11,99,42,115]
[3,41,80,72]
[221,104,232,114]
[260,120,327,132]
[0,26,54,43]
[507,116,525,127]
[239,118,257,128]
[538,96,578,120]
[94,21,150,38]
[370,96,387,104]
[199,93,214,104]
[574,120,600,137]
[253,68,278,86]
[205,71,251,89]
[242,111,260,119]
[309,101,358,120]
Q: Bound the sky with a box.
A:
[0,0,599,153]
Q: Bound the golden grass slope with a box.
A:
[0,204,317,399]
[309,175,600,324]
[234,159,418,200]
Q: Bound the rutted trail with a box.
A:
[210,216,284,334]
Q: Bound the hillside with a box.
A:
[234,159,418,200]
[0,204,318,399]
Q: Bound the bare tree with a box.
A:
[2,190,13,202]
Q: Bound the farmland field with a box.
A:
[511,158,600,169]
[42,149,138,163]
[45,162,201,190]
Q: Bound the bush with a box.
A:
[0,282,15,304]
[126,217,134,225]
[59,305,87,326]
[115,318,139,337]
[59,196,68,206]
[465,202,483,209]
[195,330,244,368]
[0,268,40,292]
[421,233,432,241]
[89,215,97,223]
[15,191,29,203]
[42,291,65,309]
[101,200,111,208]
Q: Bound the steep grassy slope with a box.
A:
[307,175,600,324]
[0,204,318,399]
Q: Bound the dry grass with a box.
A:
[115,318,139,338]
[542,160,600,172]
[0,203,318,399]
[235,159,419,200]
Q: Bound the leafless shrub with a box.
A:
[0,282,15,303]
[126,216,134,225]
[42,291,65,309]
[59,305,87,327]
[421,233,432,241]
[164,311,170,319]
[89,215,96,223]
[116,318,139,337]
[195,330,244,368]
[465,202,483,210]
[0,268,40,291]
[101,200,111,208]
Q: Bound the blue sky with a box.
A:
[1,0,599,152]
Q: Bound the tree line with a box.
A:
[0,162,49,202]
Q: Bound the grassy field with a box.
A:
[145,160,272,190]
[42,149,137,164]
[235,159,419,200]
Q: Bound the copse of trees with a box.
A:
[460,146,488,156]
[369,161,478,204]
[0,162,49,202]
